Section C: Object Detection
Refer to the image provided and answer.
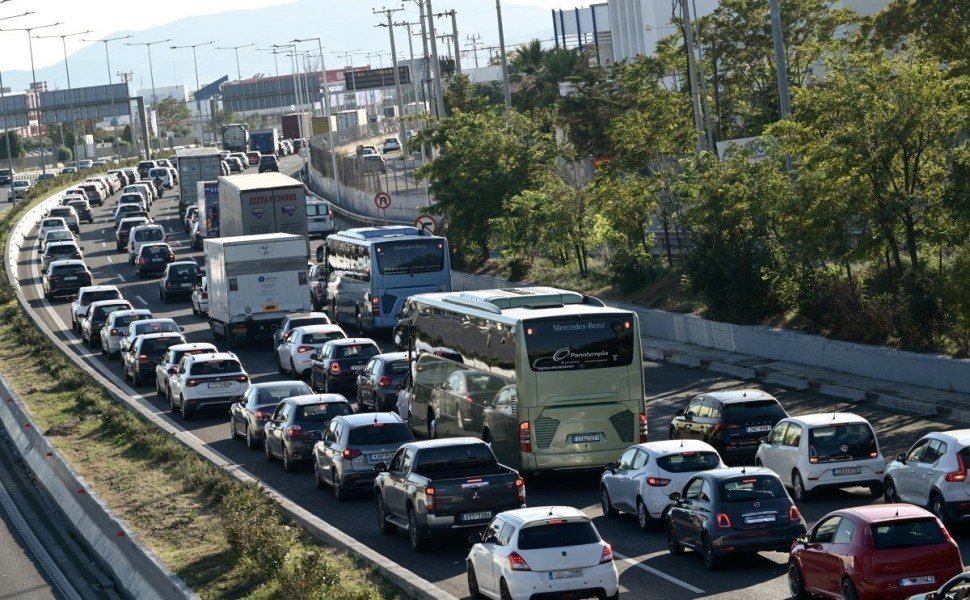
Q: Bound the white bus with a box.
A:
[396,287,647,473]
[322,226,451,331]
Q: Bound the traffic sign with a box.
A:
[374,192,392,209]
[415,214,437,234]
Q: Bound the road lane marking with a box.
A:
[117,274,125,282]
[614,552,704,594]
[106,256,112,263]
[135,295,147,306]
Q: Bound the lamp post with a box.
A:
[171,41,214,145]
[0,20,61,174]
[0,10,35,200]
[495,0,512,108]
[83,34,131,154]
[294,37,342,195]
[273,43,307,141]
[337,49,362,109]
[33,28,89,168]
[126,38,171,156]
[215,42,255,118]
[257,47,288,130]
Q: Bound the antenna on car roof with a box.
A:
[548,507,554,516]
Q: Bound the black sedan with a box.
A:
[42,260,92,300]
[263,394,353,472]
[665,467,806,570]
[309,338,381,396]
[356,352,411,412]
[159,261,200,302]
[122,332,187,387]
[134,243,175,278]
[228,381,313,449]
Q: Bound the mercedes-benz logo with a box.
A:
[754,502,761,507]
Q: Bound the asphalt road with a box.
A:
[15,157,970,600]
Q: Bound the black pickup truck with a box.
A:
[374,437,526,552]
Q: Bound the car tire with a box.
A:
[868,480,884,498]
[931,492,952,528]
[332,469,344,501]
[407,507,428,553]
[884,478,899,504]
[702,535,719,571]
[666,520,684,555]
[841,578,859,600]
[637,497,657,531]
[792,471,809,502]
[376,496,397,535]
[499,579,513,600]
[788,561,808,600]
[264,438,275,461]
[466,562,482,599]
[313,460,326,489]
[282,447,295,472]
[600,486,618,518]
[245,426,259,450]
[131,370,140,387]
[290,359,299,379]
[181,398,193,421]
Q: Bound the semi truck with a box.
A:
[176,148,223,217]
[204,233,311,348]
[216,173,308,246]
[222,123,250,153]
[281,112,311,140]
[249,128,278,156]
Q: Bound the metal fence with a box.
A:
[309,133,430,196]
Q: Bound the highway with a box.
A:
[14,157,970,600]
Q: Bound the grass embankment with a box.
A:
[1,175,401,599]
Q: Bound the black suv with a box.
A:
[258,154,279,173]
[309,338,381,396]
[159,261,200,302]
[0,168,13,185]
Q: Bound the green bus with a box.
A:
[395,287,647,473]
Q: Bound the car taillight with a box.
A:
[639,413,648,443]
[809,445,818,464]
[371,296,380,316]
[286,425,303,438]
[254,410,272,420]
[138,258,146,265]
[236,374,249,383]
[425,486,435,511]
[167,254,175,262]
[519,422,532,453]
[330,363,341,375]
[599,544,614,564]
[201,291,208,299]
[507,552,531,571]
[647,477,671,487]
[515,477,526,504]
[186,379,200,387]
[789,506,801,523]
[716,513,732,528]
[110,329,119,336]
[342,448,362,460]
[377,375,392,386]
[165,282,172,289]
[138,354,148,364]
[946,452,967,482]
[297,346,314,353]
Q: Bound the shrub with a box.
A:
[56,145,73,162]
[607,245,656,293]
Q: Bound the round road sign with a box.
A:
[415,214,437,234]
[374,192,392,209]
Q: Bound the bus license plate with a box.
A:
[550,569,583,580]
[571,433,601,443]
[208,381,231,388]
[833,467,862,476]
[461,511,492,522]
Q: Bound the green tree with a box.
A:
[509,40,584,112]
[0,131,25,159]
[443,74,491,114]
[56,145,73,162]
[155,97,192,137]
[868,0,970,70]
[121,124,133,143]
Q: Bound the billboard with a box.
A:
[221,74,322,113]
[344,66,411,91]
[40,83,133,122]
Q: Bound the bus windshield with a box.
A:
[525,314,635,372]
[375,239,445,275]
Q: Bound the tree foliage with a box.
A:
[155,97,192,137]
[867,0,970,71]
[0,131,24,159]
[509,39,584,112]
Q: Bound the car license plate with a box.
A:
[833,466,863,476]
[549,569,583,580]
[900,576,935,587]
[370,452,394,462]
[746,425,772,433]
[743,513,777,524]
[460,511,492,522]
[64,276,77,281]
[208,381,231,388]
[571,433,601,443]
[178,283,191,288]
[350,365,364,372]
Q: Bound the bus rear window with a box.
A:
[375,239,445,275]
[525,315,634,372]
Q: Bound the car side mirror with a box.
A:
[79,246,85,251]
[469,531,484,545]
[795,535,808,546]
[179,327,185,332]
[606,461,617,475]
[895,452,906,464]
[374,462,388,473]
[168,366,178,374]
[668,491,681,503]
[310,353,319,361]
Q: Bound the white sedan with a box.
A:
[191,276,208,316]
[466,506,619,600]
[276,324,347,378]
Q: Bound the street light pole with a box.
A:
[84,34,131,155]
[293,37,342,199]
[34,28,90,168]
[215,43,255,118]
[126,38,172,156]
[338,49,362,110]
[495,0,512,108]
[425,0,446,117]
[0,11,35,199]
[1,20,61,174]
[171,41,214,145]
[769,0,792,119]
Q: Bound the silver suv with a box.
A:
[885,430,970,528]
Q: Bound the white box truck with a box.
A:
[204,233,311,347]
[217,173,308,242]
[177,148,223,217]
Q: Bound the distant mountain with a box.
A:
[3,0,559,94]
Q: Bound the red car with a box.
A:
[788,504,963,600]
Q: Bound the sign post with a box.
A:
[374,192,392,226]
[414,214,437,234]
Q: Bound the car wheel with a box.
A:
[169,392,179,414]
[637,497,656,531]
[100,343,107,356]
[229,419,239,440]
[669,427,678,440]
[841,578,859,600]
[313,460,326,489]
[282,447,295,472]
[161,290,168,304]
[666,520,684,555]
[466,562,482,599]
[499,579,513,600]
[600,486,618,518]
[884,478,899,503]
[792,471,809,502]
[376,496,397,535]
[407,507,428,552]
[788,561,808,600]
[868,480,884,498]
[702,535,719,571]
[931,492,952,528]
[265,438,275,461]
[180,398,193,421]
[245,426,259,450]
[427,412,437,439]
[332,469,344,501]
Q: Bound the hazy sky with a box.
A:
[0,0,596,74]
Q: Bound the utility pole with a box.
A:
[769,0,791,119]
[117,70,138,156]
[375,6,409,158]
[436,34,454,61]
[425,0,446,117]
[496,0,512,107]
[434,9,461,75]
[465,34,483,69]
[680,0,706,154]
[396,21,421,106]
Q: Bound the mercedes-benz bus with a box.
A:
[322,226,451,332]
[395,287,647,473]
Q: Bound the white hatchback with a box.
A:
[38,217,69,242]
[600,439,726,530]
[276,324,347,378]
[885,429,970,528]
[755,412,886,501]
[100,309,153,359]
[466,506,619,600]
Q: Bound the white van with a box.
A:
[128,224,167,264]
[306,200,335,237]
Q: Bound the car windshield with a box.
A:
[808,422,878,463]
[348,422,414,445]
[722,400,787,423]
[518,521,599,550]
[719,475,788,503]
[302,331,344,344]
[189,360,242,376]
[870,519,946,550]
[296,402,351,423]
[254,383,312,407]
[657,451,722,473]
